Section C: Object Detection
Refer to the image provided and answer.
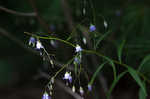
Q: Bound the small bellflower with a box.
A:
[36,41,44,50]
[79,86,84,96]
[42,92,51,99]
[89,24,96,32]
[72,85,76,93]
[63,72,72,83]
[74,57,80,64]
[88,84,92,91]
[29,37,36,46]
[82,37,87,45]
[104,20,108,28]
[75,45,82,52]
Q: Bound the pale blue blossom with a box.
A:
[42,92,51,99]
[75,45,82,52]
[63,72,72,83]
[29,37,36,46]
[79,86,84,96]
[36,41,44,49]
[88,84,92,91]
[89,24,96,32]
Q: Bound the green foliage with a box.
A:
[139,81,146,99]
[95,30,112,49]
[138,54,150,72]
[128,67,147,96]
[89,62,107,85]
[107,71,127,99]
[117,39,126,63]
[102,56,117,80]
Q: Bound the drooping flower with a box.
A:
[68,75,72,83]
[50,40,58,48]
[89,24,96,32]
[36,41,44,50]
[74,57,80,64]
[104,20,108,28]
[42,92,51,99]
[75,44,82,52]
[79,86,84,96]
[88,84,92,91]
[63,72,72,80]
[29,37,36,46]
[72,85,76,93]
[82,37,87,44]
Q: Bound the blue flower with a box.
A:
[63,72,72,83]
[79,86,84,96]
[89,24,96,32]
[29,37,36,46]
[42,92,51,99]
[88,84,92,91]
[36,41,44,50]
[74,57,80,64]
[68,76,72,83]
[75,45,82,52]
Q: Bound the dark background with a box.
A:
[0,0,150,99]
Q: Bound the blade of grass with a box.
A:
[117,39,126,63]
[139,81,146,99]
[107,71,128,99]
[89,62,107,85]
[138,54,150,71]
[103,55,117,80]
[128,67,147,96]
[95,30,112,49]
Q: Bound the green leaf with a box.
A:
[128,67,147,96]
[102,56,117,80]
[138,54,150,71]
[89,62,107,85]
[107,71,127,99]
[95,30,111,49]
[117,39,126,63]
[139,81,146,99]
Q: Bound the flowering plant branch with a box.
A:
[25,31,150,99]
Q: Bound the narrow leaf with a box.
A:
[95,30,111,48]
[89,62,107,84]
[102,56,117,80]
[128,67,147,96]
[139,82,146,99]
[138,54,150,71]
[107,71,127,99]
[117,39,126,63]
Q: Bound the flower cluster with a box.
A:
[28,37,44,50]
[28,38,93,99]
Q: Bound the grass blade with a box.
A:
[89,62,107,85]
[107,71,127,99]
[117,39,126,63]
[128,67,147,96]
[95,30,111,49]
[138,54,150,71]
